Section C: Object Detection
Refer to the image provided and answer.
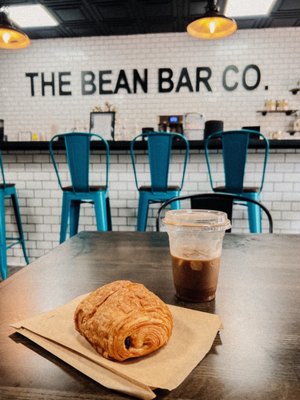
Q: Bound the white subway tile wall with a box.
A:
[0,28,299,265]
[0,29,299,139]
[3,148,300,265]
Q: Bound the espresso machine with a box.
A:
[158,115,183,134]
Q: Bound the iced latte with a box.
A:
[164,210,230,302]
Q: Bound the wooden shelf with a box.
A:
[257,110,298,116]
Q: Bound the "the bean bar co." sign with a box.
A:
[25,64,261,96]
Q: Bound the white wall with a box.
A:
[0,27,300,266]
[0,28,299,139]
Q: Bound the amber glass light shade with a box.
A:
[0,10,30,49]
[187,0,237,40]
[187,15,237,40]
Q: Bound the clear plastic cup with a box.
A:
[163,209,231,302]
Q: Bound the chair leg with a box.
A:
[0,192,7,280]
[94,193,108,231]
[137,192,149,232]
[106,196,112,231]
[60,194,70,244]
[170,200,181,210]
[246,193,262,233]
[247,203,262,233]
[69,200,81,238]
[11,191,30,264]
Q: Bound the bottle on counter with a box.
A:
[31,132,39,141]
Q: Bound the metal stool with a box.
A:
[49,132,111,243]
[204,129,269,233]
[0,151,29,280]
[130,131,189,231]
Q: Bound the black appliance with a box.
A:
[158,115,183,134]
[242,126,261,139]
[0,120,3,142]
[142,127,154,133]
[204,120,224,139]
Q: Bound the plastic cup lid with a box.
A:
[163,209,231,231]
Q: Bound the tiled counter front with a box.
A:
[4,147,300,266]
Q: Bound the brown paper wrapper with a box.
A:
[12,294,222,399]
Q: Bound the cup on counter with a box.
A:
[270,130,283,140]
[163,209,231,302]
[18,131,32,141]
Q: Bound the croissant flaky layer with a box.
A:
[74,280,173,361]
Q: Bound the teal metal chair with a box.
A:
[49,132,111,244]
[0,150,29,280]
[130,131,189,231]
[204,129,269,233]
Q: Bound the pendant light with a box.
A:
[187,0,237,40]
[0,7,30,49]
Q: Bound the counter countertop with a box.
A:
[1,139,300,151]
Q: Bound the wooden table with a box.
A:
[1,232,300,399]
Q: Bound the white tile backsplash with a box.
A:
[2,147,300,266]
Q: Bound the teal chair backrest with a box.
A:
[205,129,269,193]
[130,131,189,192]
[49,132,110,193]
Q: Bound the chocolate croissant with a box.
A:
[74,280,173,362]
